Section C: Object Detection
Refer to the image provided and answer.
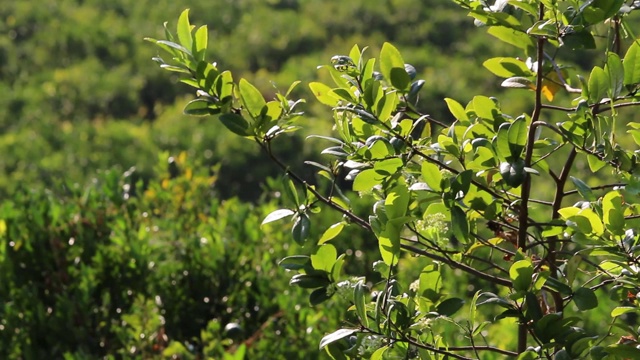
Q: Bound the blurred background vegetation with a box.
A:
[1,0,639,358]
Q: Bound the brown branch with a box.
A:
[517,4,546,354]
[400,243,512,287]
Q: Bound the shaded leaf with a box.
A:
[573,287,598,311]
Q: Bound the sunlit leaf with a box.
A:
[319,329,358,350]
[624,40,640,86]
[262,209,295,225]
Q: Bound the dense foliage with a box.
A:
[147,1,640,359]
[4,0,640,359]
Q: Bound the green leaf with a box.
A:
[309,82,339,107]
[451,205,469,243]
[384,183,410,219]
[278,255,310,270]
[331,254,345,283]
[623,40,640,86]
[588,154,606,172]
[603,191,625,235]
[421,161,443,191]
[444,98,469,121]
[183,99,217,116]
[378,223,400,266]
[545,277,573,296]
[507,117,527,160]
[436,298,464,316]
[354,281,369,327]
[262,209,295,226]
[606,52,624,98]
[611,306,637,317]
[193,25,208,61]
[570,176,596,201]
[290,273,330,289]
[370,346,389,360]
[582,0,624,24]
[282,175,300,206]
[353,169,385,192]
[176,9,193,53]
[309,288,332,306]
[472,95,498,121]
[379,42,410,91]
[318,222,346,245]
[517,350,538,360]
[292,213,311,245]
[319,329,358,350]
[487,26,535,53]
[509,260,533,292]
[573,287,598,311]
[483,57,533,78]
[419,264,443,302]
[499,159,526,187]
[219,113,251,136]
[588,66,609,103]
[527,20,558,38]
[501,76,534,89]
[239,79,266,119]
[604,344,640,359]
[311,244,337,272]
[554,349,571,360]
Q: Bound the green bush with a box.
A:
[0,154,346,359]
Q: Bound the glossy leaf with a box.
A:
[309,288,332,306]
[278,255,310,270]
[292,213,311,245]
[262,209,295,226]
[502,76,534,89]
[290,274,330,289]
[219,113,251,136]
[319,328,358,350]
[183,98,216,116]
[507,117,527,160]
[354,281,369,327]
